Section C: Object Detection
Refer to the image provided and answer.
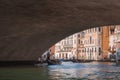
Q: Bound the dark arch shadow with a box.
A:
[1,0,120,61]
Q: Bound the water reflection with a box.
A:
[48,62,120,80]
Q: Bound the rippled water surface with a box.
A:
[0,62,120,80]
[48,62,120,80]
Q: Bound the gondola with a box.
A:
[47,60,61,65]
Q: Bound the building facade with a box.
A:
[101,26,110,59]
[53,27,103,60]
[114,26,120,50]
[83,27,102,60]
[77,31,85,60]
[54,35,74,60]
[43,26,120,61]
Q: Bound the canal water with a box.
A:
[0,62,120,80]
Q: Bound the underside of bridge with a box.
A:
[0,0,120,61]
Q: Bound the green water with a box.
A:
[0,67,51,80]
[0,62,120,80]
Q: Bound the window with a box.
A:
[66,54,68,59]
[95,28,97,32]
[90,36,92,44]
[84,48,86,52]
[80,50,81,53]
[95,47,96,52]
[64,41,66,45]
[99,47,101,55]
[98,27,101,32]
[82,49,84,52]
[91,48,93,52]
[87,48,89,52]
[59,54,61,58]
[78,39,80,44]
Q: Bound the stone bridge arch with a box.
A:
[0,0,120,61]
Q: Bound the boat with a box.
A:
[115,49,120,65]
[47,60,61,65]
